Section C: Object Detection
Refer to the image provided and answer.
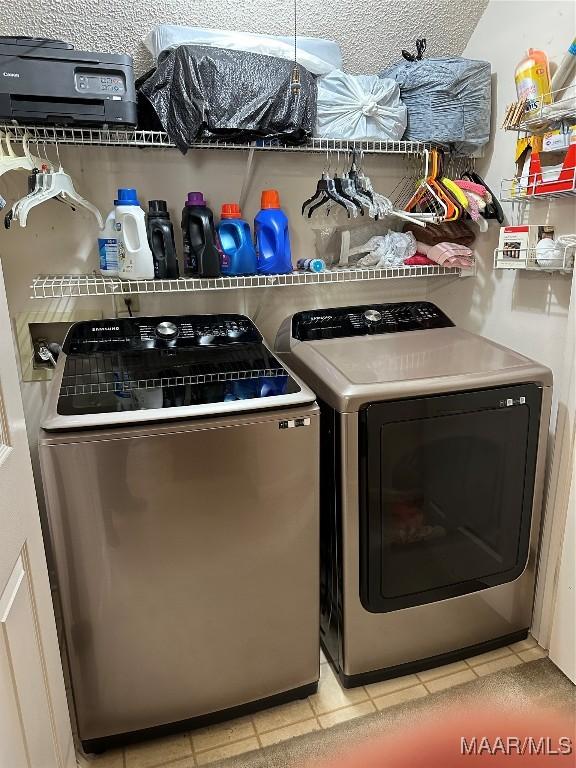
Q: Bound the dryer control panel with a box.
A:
[292,302,453,341]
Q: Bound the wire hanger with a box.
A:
[352,151,428,227]
[302,151,358,218]
[403,149,449,222]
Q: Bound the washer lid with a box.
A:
[285,327,553,411]
[42,314,316,430]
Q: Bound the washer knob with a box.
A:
[155,321,178,340]
[364,309,382,324]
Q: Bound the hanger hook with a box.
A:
[55,137,62,169]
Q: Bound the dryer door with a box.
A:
[359,384,542,613]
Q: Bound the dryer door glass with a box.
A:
[359,385,542,613]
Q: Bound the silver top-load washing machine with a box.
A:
[40,314,319,752]
[276,301,552,687]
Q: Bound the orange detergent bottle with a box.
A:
[515,49,552,113]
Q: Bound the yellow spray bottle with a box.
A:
[515,49,552,113]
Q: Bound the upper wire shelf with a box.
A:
[0,124,433,155]
[30,264,469,299]
[503,85,576,134]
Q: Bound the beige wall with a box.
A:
[0,146,435,501]
[1,0,574,518]
[432,0,575,412]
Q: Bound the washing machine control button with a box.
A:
[363,309,382,324]
[155,321,179,339]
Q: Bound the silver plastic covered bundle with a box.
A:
[138,45,317,152]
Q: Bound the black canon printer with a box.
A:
[0,37,137,126]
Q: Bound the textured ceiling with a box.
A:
[1,0,488,75]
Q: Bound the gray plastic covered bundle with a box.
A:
[380,58,491,153]
[138,45,317,152]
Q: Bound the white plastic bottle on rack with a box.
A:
[98,211,119,276]
[115,188,155,280]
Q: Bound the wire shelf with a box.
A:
[503,85,576,134]
[494,236,575,273]
[0,124,433,155]
[30,265,468,299]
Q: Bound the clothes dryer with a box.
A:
[276,302,551,687]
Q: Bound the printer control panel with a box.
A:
[75,71,126,96]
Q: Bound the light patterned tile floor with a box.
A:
[83,636,547,767]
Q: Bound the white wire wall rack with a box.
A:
[500,168,576,203]
[30,265,468,299]
[494,235,575,274]
[0,124,433,155]
[504,86,576,134]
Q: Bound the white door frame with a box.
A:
[0,255,75,768]
[532,267,575,671]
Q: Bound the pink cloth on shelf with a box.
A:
[404,253,436,266]
[417,241,474,268]
[461,190,481,221]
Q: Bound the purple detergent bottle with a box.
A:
[181,192,221,277]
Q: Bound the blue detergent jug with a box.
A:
[217,203,257,276]
[255,190,293,275]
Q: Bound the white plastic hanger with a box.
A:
[8,138,103,229]
[356,169,428,227]
[0,131,49,177]
[16,163,104,228]
[354,152,429,227]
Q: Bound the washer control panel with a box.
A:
[292,302,453,341]
[64,314,262,353]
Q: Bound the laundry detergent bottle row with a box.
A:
[114,188,155,280]
[255,190,293,275]
[182,192,221,277]
[218,203,257,276]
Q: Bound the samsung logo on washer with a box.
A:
[2,72,20,78]
[92,326,120,332]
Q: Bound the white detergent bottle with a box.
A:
[98,210,119,277]
[115,188,155,280]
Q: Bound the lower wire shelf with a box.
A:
[30,265,468,299]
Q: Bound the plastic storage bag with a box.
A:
[144,26,342,76]
[316,71,407,140]
[380,58,491,153]
[138,45,317,153]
